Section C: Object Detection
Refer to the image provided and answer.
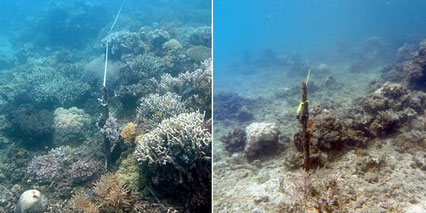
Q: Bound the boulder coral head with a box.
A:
[244,122,280,162]
[15,189,47,213]
[53,107,91,146]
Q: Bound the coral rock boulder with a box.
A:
[244,122,280,161]
[15,189,47,213]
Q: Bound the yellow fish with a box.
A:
[156,111,163,118]
[17,151,25,157]
[175,124,184,131]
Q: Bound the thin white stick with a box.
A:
[103,41,109,87]
[103,0,125,87]
[108,1,124,34]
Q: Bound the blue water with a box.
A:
[214,0,426,75]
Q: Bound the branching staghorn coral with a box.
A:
[135,111,210,167]
[158,59,212,116]
[134,111,211,211]
[136,92,187,129]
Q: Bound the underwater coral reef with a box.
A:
[0,1,211,212]
[213,39,426,212]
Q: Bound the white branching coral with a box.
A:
[134,111,211,209]
[135,111,210,166]
[136,92,187,129]
[158,59,212,114]
[158,59,212,94]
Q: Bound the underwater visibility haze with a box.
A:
[0,0,212,212]
[213,0,426,212]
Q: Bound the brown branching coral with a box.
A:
[71,173,144,213]
[120,122,137,145]
[93,173,131,211]
[72,191,99,213]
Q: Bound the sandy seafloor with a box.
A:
[212,59,425,212]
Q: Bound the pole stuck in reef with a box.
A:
[296,68,311,170]
[99,0,125,170]
[299,82,310,170]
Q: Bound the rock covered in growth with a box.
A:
[220,128,246,154]
[383,39,426,90]
[295,82,425,154]
[295,107,368,153]
[349,82,425,136]
[213,92,254,122]
[244,122,280,161]
[15,189,47,213]
[9,104,53,138]
[134,112,211,211]
[186,45,211,62]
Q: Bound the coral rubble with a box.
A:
[220,128,247,154]
[213,92,255,122]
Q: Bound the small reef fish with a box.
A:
[175,124,184,131]
[183,87,192,94]
[156,111,163,118]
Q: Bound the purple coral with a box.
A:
[71,158,99,183]
[27,154,63,183]
[99,115,120,151]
